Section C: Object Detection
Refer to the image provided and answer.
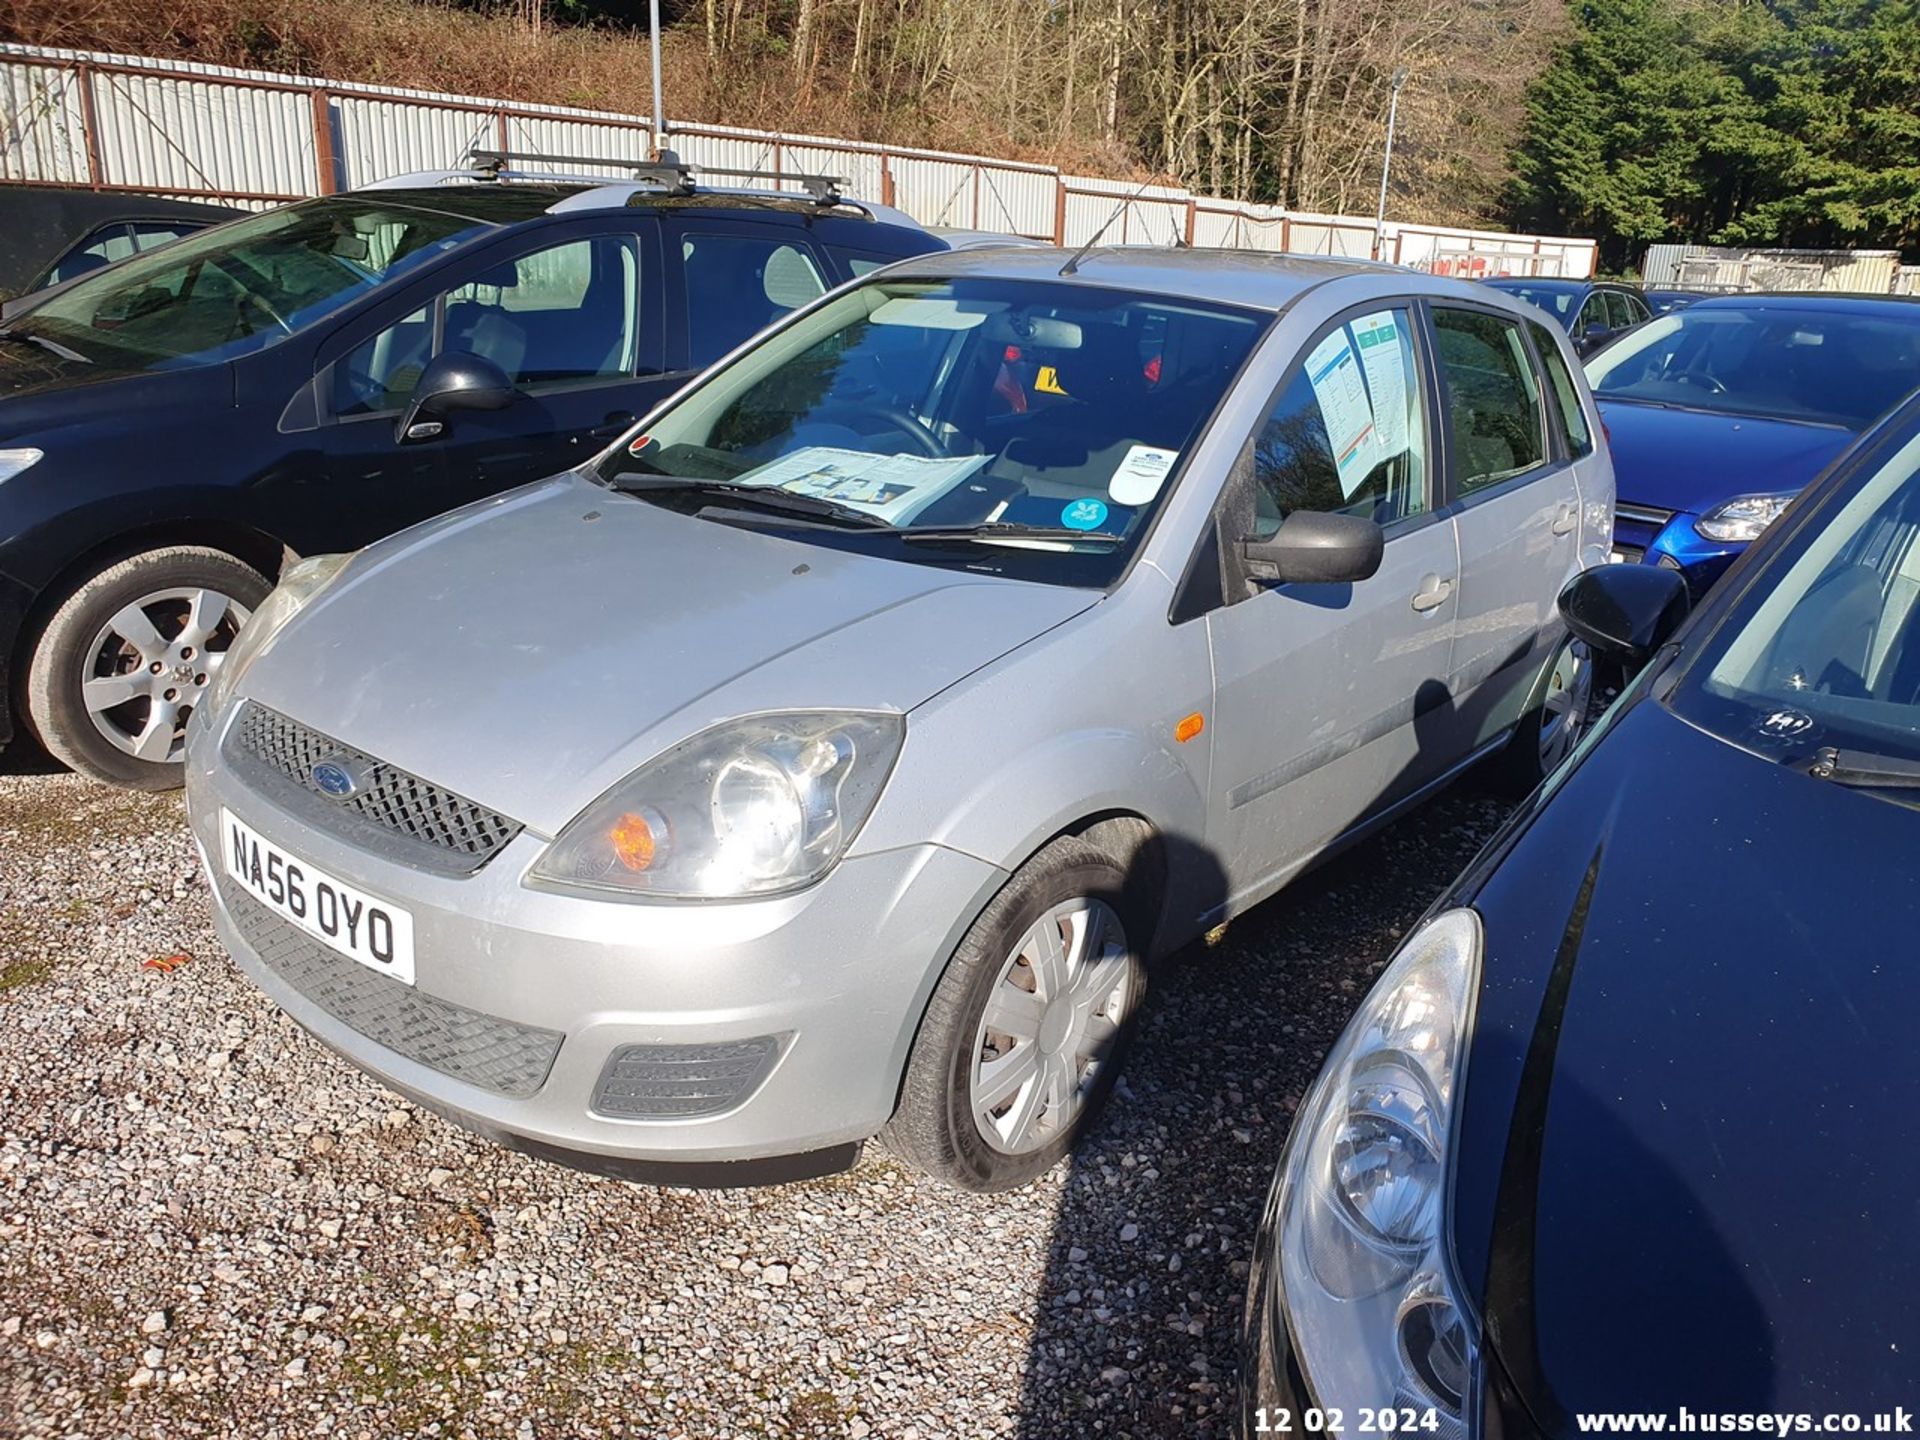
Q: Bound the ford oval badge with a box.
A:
[311,759,358,798]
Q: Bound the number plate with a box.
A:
[221,808,416,985]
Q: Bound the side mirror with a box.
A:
[1558,564,1690,670]
[395,351,515,444]
[1242,511,1386,586]
[1576,325,1614,356]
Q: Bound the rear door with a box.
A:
[663,216,832,380]
[1202,301,1460,909]
[1429,301,1584,752]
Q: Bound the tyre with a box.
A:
[1489,633,1593,797]
[882,836,1149,1192]
[25,546,271,790]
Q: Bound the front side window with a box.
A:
[682,234,828,368]
[1586,306,1920,430]
[333,234,639,417]
[1575,292,1609,337]
[1433,307,1546,494]
[1671,420,1920,792]
[597,276,1266,586]
[1247,307,1429,533]
[12,199,492,372]
[1529,319,1593,458]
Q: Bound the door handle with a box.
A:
[1410,577,1454,612]
[1551,503,1577,536]
[587,410,637,440]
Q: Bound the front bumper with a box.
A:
[1613,505,1742,596]
[185,707,1006,1184]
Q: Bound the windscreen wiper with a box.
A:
[611,475,892,530]
[1807,746,1920,788]
[898,522,1124,547]
[0,328,91,364]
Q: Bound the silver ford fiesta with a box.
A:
[184,245,1612,1192]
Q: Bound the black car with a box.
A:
[0,176,941,787]
[1240,392,1920,1432]
[1482,276,1652,355]
[0,183,241,302]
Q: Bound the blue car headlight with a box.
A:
[1694,491,1795,544]
[1269,908,1483,1433]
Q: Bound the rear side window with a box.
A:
[1433,307,1546,495]
[681,233,828,368]
[1528,320,1593,458]
[1247,306,1429,531]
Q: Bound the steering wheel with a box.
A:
[1673,371,1728,395]
[808,404,948,459]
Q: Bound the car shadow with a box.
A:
[0,734,61,777]
[1014,775,1514,1437]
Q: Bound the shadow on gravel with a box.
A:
[1015,777,1512,1439]
[0,736,62,777]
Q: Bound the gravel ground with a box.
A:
[0,746,1509,1439]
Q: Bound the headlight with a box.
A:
[201,552,352,717]
[1694,491,1794,543]
[0,447,44,484]
[1270,908,1482,1435]
[529,711,904,900]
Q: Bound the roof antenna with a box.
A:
[1060,177,1157,276]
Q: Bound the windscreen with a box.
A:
[1587,306,1920,430]
[598,275,1267,585]
[8,198,491,371]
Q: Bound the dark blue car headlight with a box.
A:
[1269,909,1483,1435]
[1694,491,1795,544]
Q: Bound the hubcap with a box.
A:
[80,587,251,765]
[1536,639,1594,772]
[969,897,1136,1156]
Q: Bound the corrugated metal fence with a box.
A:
[1,42,1598,276]
[1642,243,1907,296]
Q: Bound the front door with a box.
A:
[1203,303,1460,912]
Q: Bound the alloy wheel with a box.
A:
[80,587,251,764]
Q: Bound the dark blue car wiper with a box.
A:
[0,328,91,364]
[1807,746,1920,788]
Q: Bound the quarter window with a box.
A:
[1247,307,1429,534]
[682,234,828,368]
[1528,319,1593,458]
[1433,307,1546,495]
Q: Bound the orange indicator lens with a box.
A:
[1175,712,1205,743]
[609,811,658,871]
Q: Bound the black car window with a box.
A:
[1247,306,1429,532]
[12,199,492,371]
[1575,292,1608,337]
[334,234,640,418]
[1433,307,1546,494]
[682,233,828,368]
[1528,319,1593,459]
[1604,291,1635,331]
[44,223,135,285]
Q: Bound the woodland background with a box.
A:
[4,0,1917,266]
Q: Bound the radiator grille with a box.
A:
[223,884,562,1099]
[227,703,521,873]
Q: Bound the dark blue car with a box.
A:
[1587,293,1920,592]
[1240,390,1920,1435]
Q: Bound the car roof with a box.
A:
[1485,276,1588,291]
[345,183,923,231]
[865,243,1453,311]
[1686,292,1920,316]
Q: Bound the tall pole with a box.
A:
[1374,68,1407,262]
[649,0,668,157]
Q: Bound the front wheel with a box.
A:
[882,837,1147,1192]
[24,546,270,790]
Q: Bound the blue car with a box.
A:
[1587,293,1920,592]
[1482,277,1652,356]
[1240,387,1920,1436]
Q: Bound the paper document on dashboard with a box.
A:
[736,447,991,524]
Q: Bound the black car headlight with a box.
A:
[1268,909,1483,1435]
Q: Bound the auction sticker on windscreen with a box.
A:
[1304,328,1378,496]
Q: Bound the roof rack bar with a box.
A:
[463,147,848,204]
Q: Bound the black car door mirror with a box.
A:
[1576,324,1613,356]
[395,351,516,444]
[1559,564,1690,670]
[1242,511,1386,586]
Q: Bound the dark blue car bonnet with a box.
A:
[1601,399,1854,515]
[1450,692,1920,1429]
